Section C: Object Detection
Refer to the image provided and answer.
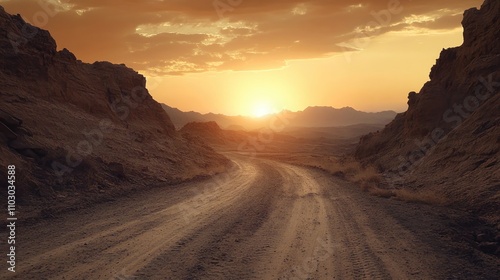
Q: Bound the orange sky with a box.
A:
[1,0,483,116]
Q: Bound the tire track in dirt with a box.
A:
[3,154,499,279]
[6,157,262,279]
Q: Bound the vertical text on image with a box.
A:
[7,165,17,273]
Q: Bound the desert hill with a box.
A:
[0,6,229,218]
[162,103,396,130]
[162,104,255,130]
[355,0,499,224]
[180,121,230,146]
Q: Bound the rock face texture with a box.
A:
[179,121,235,149]
[180,122,226,143]
[179,121,250,148]
[355,0,499,224]
[0,6,228,216]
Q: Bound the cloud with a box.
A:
[1,0,483,74]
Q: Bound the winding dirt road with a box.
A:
[3,154,499,279]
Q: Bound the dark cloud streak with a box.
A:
[1,0,482,74]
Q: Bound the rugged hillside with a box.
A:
[163,103,396,130]
[179,121,263,150]
[180,121,229,145]
[0,6,229,217]
[355,0,499,224]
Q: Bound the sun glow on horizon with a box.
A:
[251,101,277,118]
[142,15,469,117]
[0,0,482,116]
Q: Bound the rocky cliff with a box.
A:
[0,6,229,217]
[355,0,499,224]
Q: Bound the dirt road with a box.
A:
[3,154,499,279]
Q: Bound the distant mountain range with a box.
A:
[162,104,397,130]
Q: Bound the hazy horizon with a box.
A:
[1,0,499,278]
[1,0,483,116]
[164,102,403,118]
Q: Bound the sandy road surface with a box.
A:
[2,154,499,279]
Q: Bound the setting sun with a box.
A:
[251,101,276,118]
[1,0,497,279]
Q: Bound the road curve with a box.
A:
[3,154,498,279]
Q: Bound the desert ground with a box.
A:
[0,1,498,278]
[2,149,499,279]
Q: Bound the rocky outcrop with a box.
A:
[355,0,499,224]
[180,121,231,146]
[181,121,223,137]
[0,6,229,217]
